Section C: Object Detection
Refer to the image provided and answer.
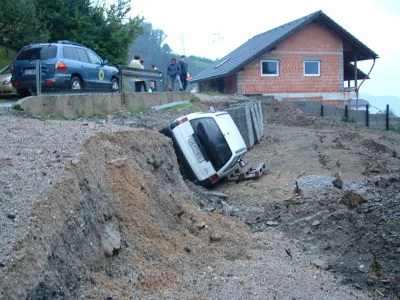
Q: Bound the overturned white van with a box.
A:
[162,111,247,187]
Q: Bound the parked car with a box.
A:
[0,65,18,96]
[11,40,119,96]
[161,111,247,187]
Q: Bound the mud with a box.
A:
[1,95,399,299]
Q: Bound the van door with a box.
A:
[86,50,110,90]
[74,47,94,89]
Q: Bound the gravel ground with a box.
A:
[1,97,399,299]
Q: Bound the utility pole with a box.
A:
[180,32,185,55]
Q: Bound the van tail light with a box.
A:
[206,174,219,184]
[55,61,67,71]
[12,80,19,87]
[171,116,188,129]
[176,117,188,126]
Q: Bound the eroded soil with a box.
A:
[1,95,399,299]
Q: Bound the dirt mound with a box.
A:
[1,130,250,299]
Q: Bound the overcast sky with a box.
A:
[129,0,399,99]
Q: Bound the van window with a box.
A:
[87,50,102,65]
[190,117,232,170]
[16,45,57,60]
[75,48,90,63]
[63,46,78,60]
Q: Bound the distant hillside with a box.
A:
[187,57,213,77]
[0,45,17,69]
[359,93,400,116]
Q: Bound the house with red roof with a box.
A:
[191,11,378,106]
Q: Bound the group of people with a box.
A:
[167,55,189,92]
[128,54,189,93]
[129,54,158,93]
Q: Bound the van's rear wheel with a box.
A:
[70,77,83,90]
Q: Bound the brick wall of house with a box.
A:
[225,74,237,94]
[198,80,212,92]
[241,23,344,98]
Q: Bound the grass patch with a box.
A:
[130,105,149,114]
[0,45,17,70]
[160,102,193,112]
[191,94,200,102]
[388,127,400,134]
[342,116,357,123]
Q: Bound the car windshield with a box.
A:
[16,45,57,60]
[0,65,11,75]
[190,117,232,171]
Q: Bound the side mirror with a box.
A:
[102,59,108,66]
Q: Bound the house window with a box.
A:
[261,60,279,76]
[304,61,320,76]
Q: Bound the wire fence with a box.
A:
[284,100,400,131]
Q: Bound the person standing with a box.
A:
[129,54,145,92]
[179,55,188,91]
[167,57,182,91]
[139,59,147,92]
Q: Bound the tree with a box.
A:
[0,0,50,54]
[31,0,143,65]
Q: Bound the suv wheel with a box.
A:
[70,77,83,90]
[111,78,119,91]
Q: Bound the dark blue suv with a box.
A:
[11,41,119,96]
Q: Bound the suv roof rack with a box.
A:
[56,40,86,47]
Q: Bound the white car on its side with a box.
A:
[162,111,247,187]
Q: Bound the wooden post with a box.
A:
[366,105,369,127]
[35,59,41,95]
[320,105,324,117]
[118,66,123,93]
[354,54,358,110]
[345,105,348,121]
[386,104,389,131]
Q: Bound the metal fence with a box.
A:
[29,60,164,95]
[118,66,163,93]
[283,100,400,130]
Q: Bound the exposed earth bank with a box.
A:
[0,95,399,299]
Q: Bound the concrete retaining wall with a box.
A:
[17,92,192,119]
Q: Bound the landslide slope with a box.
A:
[0,120,249,299]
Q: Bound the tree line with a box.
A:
[0,0,143,65]
[0,0,214,84]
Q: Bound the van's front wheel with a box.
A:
[111,78,119,91]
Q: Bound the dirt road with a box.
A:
[0,95,399,299]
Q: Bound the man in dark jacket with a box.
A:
[167,57,183,91]
[179,55,188,91]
